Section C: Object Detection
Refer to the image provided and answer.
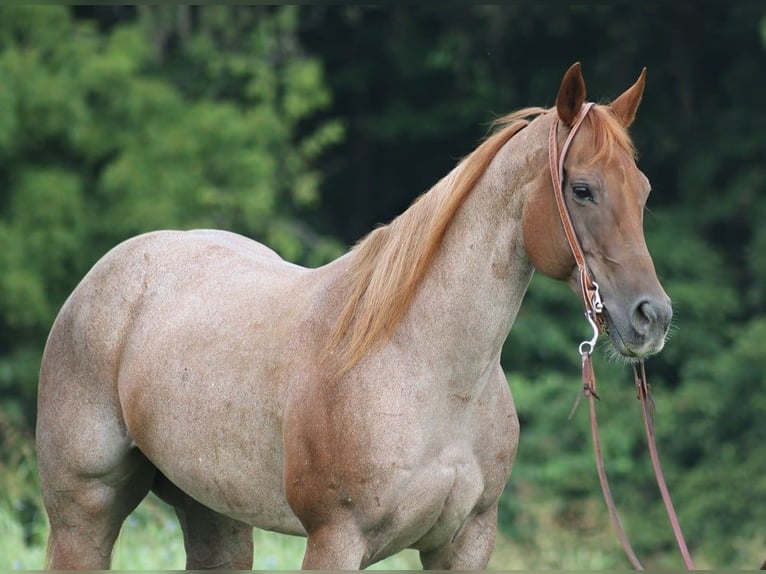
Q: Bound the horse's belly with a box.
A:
[144,426,305,534]
[122,377,305,535]
[179,466,305,535]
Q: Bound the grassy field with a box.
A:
[0,442,741,571]
[0,491,684,570]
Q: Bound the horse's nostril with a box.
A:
[631,299,655,334]
[631,297,672,335]
[639,300,655,322]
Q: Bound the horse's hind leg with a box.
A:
[40,446,155,569]
[175,503,254,570]
[152,474,253,569]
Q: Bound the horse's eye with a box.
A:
[572,185,594,202]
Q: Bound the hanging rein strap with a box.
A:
[549,105,642,568]
[548,104,695,570]
[582,355,645,570]
[634,361,696,569]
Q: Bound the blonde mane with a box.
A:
[328,103,635,374]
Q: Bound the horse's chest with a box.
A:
[380,399,516,554]
[416,455,487,547]
[367,447,493,557]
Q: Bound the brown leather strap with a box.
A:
[634,361,696,569]
[548,103,605,329]
[552,105,695,569]
[583,355,645,570]
[553,104,644,568]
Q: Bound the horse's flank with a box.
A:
[328,103,634,375]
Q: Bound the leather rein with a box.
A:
[548,104,695,570]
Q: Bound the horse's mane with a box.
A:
[328,103,634,374]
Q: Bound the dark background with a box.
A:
[1,5,765,568]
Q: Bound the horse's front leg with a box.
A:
[301,514,367,569]
[418,504,498,570]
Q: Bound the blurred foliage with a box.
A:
[0,5,343,421]
[297,6,766,567]
[1,4,765,569]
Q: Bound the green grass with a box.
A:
[0,492,637,570]
[112,495,421,569]
[0,494,422,570]
[0,501,46,570]
[0,489,740,569]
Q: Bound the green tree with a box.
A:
[297,5,766,566]
[0,4,343,429]
[3,5,766,568]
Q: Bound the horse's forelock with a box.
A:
[584,105,637,166]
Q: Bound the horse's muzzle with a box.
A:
[606,294,672,358]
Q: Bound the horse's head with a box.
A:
[523,63,672,359]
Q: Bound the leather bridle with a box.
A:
[548,103,695,570]
[547,102,606,346]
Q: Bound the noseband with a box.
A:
[548,104,695,570]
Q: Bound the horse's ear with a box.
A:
[609,67,647,128]
[556,62,587,127]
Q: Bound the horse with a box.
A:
[36,62,672,569]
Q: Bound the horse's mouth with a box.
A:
[600,306,662,361]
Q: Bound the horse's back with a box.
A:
[39,228,297,401]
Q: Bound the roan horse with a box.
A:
[37,63,672,569]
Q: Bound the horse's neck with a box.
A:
[399,120,547,385]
